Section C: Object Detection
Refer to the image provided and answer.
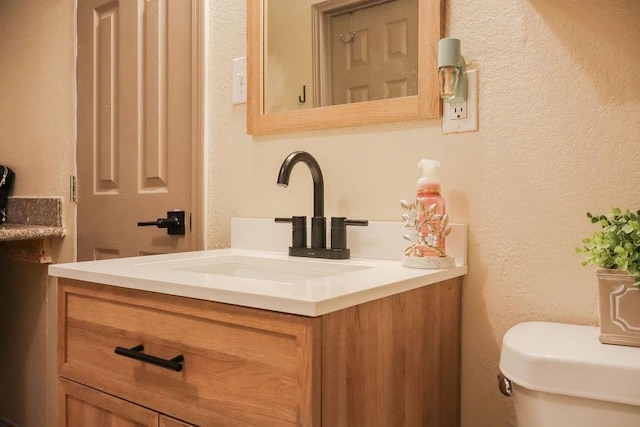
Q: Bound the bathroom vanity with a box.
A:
[51,222,467,426]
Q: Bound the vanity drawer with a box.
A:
[58,279,321,427]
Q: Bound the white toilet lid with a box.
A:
[499,322,640,406]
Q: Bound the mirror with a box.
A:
[266,0,419,112]
[248,0,442,135]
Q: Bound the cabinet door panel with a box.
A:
[60,378,158,427]
[160,415,197,427]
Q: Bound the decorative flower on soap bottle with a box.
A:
[400,199,452,257]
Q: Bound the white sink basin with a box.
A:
[136,254,372,283]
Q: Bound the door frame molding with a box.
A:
[191,0,206,251]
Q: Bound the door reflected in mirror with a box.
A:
[247,0,442,135]
[265,0,418,113]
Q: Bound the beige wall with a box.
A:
[0,1,76,426]
[1,0,639,426]
[0,1,76,263]
[208,1,640,425]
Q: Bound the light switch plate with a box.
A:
[232,57,247,105]
[442,69,478,133]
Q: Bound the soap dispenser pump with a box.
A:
[400,159,455,269]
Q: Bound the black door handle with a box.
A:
[137,210,185,235]
[114,344,184,372]
[138,217,180,228]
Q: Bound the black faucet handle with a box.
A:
[331,217,369,227]
[330,217,368,250]
[343,219,369,227]
[275,217,293,223]
[275,216,307,248]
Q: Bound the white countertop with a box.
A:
[49,248,467,316]
[50,219,467,316]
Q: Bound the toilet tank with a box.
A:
[499,322,640,427]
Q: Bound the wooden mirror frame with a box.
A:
[247,0,443,135]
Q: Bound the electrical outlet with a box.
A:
[450,101,467,120]
[442,69,478,133]
[232,57,247,104]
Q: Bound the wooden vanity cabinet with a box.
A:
[58,277,461,426]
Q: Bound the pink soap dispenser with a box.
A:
[416,159,446,256]
[400,159,455,269]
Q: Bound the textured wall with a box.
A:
[0,2,75,426]
[0,0,76,263]
[207,0,640,425]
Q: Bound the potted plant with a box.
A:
[577,208,640,347]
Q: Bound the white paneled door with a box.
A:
[77,0,199,260]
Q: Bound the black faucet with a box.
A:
[277,151,324,217]
[275,151,368,259]
[276,151,326,249]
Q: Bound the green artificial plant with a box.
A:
[577,208,640,285]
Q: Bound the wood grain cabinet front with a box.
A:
[58,276,461,426]
[60,378,196,427]
[58,279,320,426]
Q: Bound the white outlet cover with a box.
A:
[442,69,478,134]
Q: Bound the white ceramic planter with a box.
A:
[598,269,640,347]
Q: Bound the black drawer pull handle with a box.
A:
[114,344,184,372]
